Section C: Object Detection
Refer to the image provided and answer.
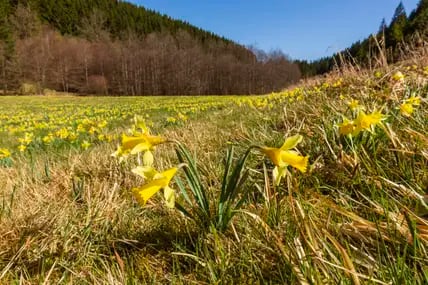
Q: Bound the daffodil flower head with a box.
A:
[400,102,414,117]
[392,71,404,82]
[347,99,364,112]
[111,145,131,162]
[374,71,382,78]
[81,140,91,150]
[260,134,309,185]
[132,167,178,208]
[338,117,355,136]
[353,110,386,135]
[18,144,27,152]
[405,96,421,106]
[0,148,11,159]
[121,133,166,155]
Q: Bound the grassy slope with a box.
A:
[0,61,427,284]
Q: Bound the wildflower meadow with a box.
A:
[0,64,427,284]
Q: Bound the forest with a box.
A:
[1,1,428,93]
[0,0,300,95]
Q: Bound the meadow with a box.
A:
[0,63,427,284]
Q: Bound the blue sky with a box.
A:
[129,0,420,61]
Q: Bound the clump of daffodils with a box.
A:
[17,132,34,152]
[399,96,421,117]
[259,134,309,185]
[338,110,387,137]
[0,148,11,159]
[112,116,177,208]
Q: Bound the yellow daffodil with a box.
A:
[0,148,11,159]
[374,71,382,78]
[260,135,309,185]
[405,96,421,106]
[392,71,404,82]
[81,140,91,150]
[400,102,414,117]
[398,96,421,117]
[97,120,107,129]
[353,110,385,135]
[167,117,177,123]
[56,128,69,139]
[68,132,77,142]
[133,115,150,133]
[42,133,54,144]
[111,145,130,162]
[18,132,34,145]
[88,126,97,135]
[121,133,166,155]
[338,118,355,136]
[132,167,178,208]
[119,119,165,157]
[347,99,363,111]
[332,78,342,88]
[77,124,85,133]
[18,144,27,152]
[178,113,188,121]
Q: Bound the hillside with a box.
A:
[0,54,427,283]
[0,0,300,95]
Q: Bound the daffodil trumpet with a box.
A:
[131,163,186,208]
[256,134,309,185]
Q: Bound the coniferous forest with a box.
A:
[0,0,301,95]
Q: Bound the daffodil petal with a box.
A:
[261,147,282,167]
[273,166,287,186]
[131,142,151,154]
[280,134,303,150]
[161,167,178,182]
[163,186,175,208]
[132,178,166,206]
[132,166,158,180]
[152,167,178,185]
[143,150,154,166]
[400,103,413,117]
[281,151,309,173]
[122,134,146,151]
[338,118,355,136]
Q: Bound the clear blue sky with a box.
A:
[129,0,420,61]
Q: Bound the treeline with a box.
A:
[0,0,300,95]
[296,0,428,77]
